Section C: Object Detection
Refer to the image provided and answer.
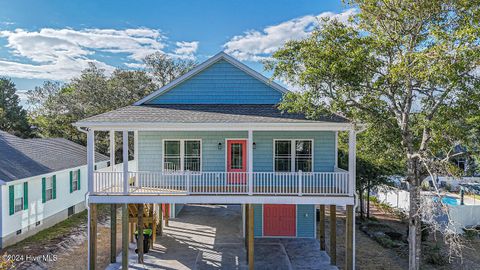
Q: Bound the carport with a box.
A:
[106,204,336,269]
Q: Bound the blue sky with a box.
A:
[0,0,354,95]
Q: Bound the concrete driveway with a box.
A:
[106,204,337,270]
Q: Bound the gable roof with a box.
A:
[134,51,289,105]
[0,131,109,182]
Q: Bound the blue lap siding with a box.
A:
[251,204,316,238]
[145,60,283,104]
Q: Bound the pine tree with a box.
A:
[0,78,31,137]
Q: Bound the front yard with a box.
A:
[348,203,480,270]
[1,205,121,270]
[2,202,479,270]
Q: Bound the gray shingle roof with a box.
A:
[77,104,349,124]
[0,131,109,182]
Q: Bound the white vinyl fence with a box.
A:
[448,205,480,233]
[375,186,480,234]
[374,187,410,211]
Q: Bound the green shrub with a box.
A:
[425,245,448,266]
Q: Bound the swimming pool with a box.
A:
[433,196,459,206]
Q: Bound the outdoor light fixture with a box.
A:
[253,142,256,149]
[218,142,222,150]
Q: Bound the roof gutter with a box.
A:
[76,126,89,134]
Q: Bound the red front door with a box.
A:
[227,140,247,184]
[263,204,296,236]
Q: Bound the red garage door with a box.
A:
[263,204,296,237]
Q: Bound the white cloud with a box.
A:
[173,41,199,59]
[223,9,356,61]
[0,28,198,80]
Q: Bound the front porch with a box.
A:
[93,170,351,196]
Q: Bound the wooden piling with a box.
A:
[158,204,163,236]
[165,204,170,226]
[247,204,254,270]
[319,205,326,250]
[89,203,97,270]
[137,204,144,264]
[345,205,354,270]
[122,204,129,270]
[110,204,117,263]
[330,205,337,265]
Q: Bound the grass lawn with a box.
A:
[2,204,113,270]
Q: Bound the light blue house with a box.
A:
[76,52,358,270]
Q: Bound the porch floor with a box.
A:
[105,204,337,270]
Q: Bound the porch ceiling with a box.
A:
[74,104,352,130]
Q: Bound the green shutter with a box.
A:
[9,185,14,215]
[69,171,73,193]
[42,177,46,203]
[77,169,81,190]
[23,182,28,210]
[52,175,56,199]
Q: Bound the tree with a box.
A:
[266,1,480,269]
[143,52,196,87]
[28,64,157,153]
[0,78,31,137]
[28,52,195,155]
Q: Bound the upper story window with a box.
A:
[164,140,201,172]
[274,140,313,172]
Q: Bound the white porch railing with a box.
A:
[92,171,350,196]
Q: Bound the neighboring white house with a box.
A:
[0,130,109,248]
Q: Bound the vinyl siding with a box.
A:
[253,131,336,172]
[138,131,335,172]
[175,204,184,216]
[145,60,283,104]
[253,204,263,237]
[138,131,247,171]
[296,205,315,238]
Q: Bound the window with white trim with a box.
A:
[274,140,313,172]
[72,171,79,191]
[164,140,201,172]
[45,176,54,201]
[14,184,24,213]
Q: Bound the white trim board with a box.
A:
[272,139,314,173]
[88,194,355,205]
[134,51,288,105]
[74,122,355,131]
[161,139,203,172]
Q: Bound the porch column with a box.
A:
[345,205,354,270]
[87,129,95,193]
[123,131,129,195]
[329,205,337,265]
[248,130,253,195]
[247,204,254,270]
[348,130,356,196]
[89,203,97,269]
[134,130,139,172]
[87,129,96,269]
[110,130,115,171]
